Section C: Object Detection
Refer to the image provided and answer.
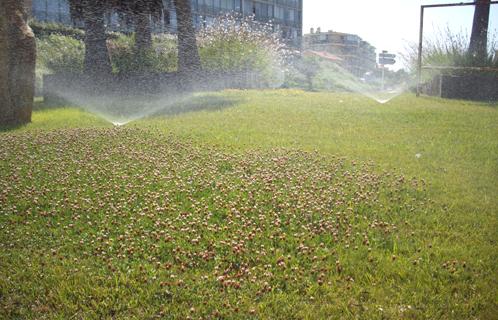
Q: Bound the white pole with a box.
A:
[381,65,385,91]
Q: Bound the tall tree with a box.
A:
[115,0,163,52]
[173,0,201,76]
[70,0,112,76]
[468,0,491,61]
[0,0,36,126]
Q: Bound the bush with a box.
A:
[402,27,498,80]
[197,14,290,87]
[36,34,84,94]
[108,34,178,74]
[37,34,85,74]
[31,20,85,40]
[36,33,177,78]
[290,55,321,90]
[34,16,290,88]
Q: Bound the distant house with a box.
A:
[30,0,303,47]
[303,27,376,76]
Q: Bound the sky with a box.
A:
[303,0,498,69]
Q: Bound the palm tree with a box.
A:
[469,0,491,62]
[69,0,201,80]
[70,0,164,75]
[114,0,164,52]
[70,0,112,77]
[0,0,36,126]
[173,0,201,76]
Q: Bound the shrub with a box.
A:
[34,15,290,87]
[291,55,321,90]
[402,27,498,79]
[36,34,85,75]
[35,34,84,95]
[197,14,290,87]
[31,20,85,40]
[108,34,177,74]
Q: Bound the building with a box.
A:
[303,27,376,76]
[30,0,303,46]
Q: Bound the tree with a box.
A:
[0,0,36,126]
[70,0,112,76]
[70,0,164,75]
[469,0,491,61]
[114,0,163,52]
[173,0,201,76]
[295,56,321,91]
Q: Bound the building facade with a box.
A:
[31,0,303,46]
[303,28,376,76]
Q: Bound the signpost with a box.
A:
[379,51,396,65]
[378,50,396,90]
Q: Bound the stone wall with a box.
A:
[421,73,498,102]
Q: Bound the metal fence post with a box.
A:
[417,6,424,97]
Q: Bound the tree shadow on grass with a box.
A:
[1,93,241,132]
[0,99,46,132]
[0,123,25,133]
[0,99,81,132]
[79,91,244,124]
[32,96,79,111]
[147,93,243,118]
[27,91,244,126]
[474,100,498,109]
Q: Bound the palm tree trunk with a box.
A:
[469,0,490,61]
[82,1,112,77]
[135,13,152,52]
[0,5,12,125]
[173,0,201,76]
[0,0,36,126]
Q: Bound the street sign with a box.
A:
[378,51,396,90]
[379,50,396,65]
[379,58,396,65]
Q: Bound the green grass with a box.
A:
[1,90,497,319]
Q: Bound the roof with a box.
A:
[304,50,343,62]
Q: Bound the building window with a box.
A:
[254,2,272,19]
[285,9,295,22]
[164,9,171,26]
[220,0,233,10]
[268,5,273,18]
[205,16,214,25]
[194,15,201,28]
[274,6,284,20]
[32,0,71,23]
[243,1,252,15]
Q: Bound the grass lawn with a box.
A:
[1,90,497,319]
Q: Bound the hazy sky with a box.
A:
[303,0,498,68]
